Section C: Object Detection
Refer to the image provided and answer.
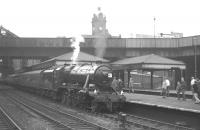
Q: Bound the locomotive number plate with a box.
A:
[108,73,112,78]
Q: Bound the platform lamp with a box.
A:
[192,37,197,78]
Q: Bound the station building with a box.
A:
[0,8,199,90]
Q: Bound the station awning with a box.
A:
[111,54,186,89]
[111,54,186,70]
[47,51,109,63]
[30,51,109,70]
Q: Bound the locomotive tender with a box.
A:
[6,63,126,112]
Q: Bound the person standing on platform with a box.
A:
[193,80,200,104]
[111,77,119,92]
[165,78,170,97]
[176,81,182,100]
[118,78,124,92]
[180,77,187,100]
[129,77,134,92]
[176,77,186,100]
[197,78,200,99]
[190,77,196,101]
[161,78,167,98]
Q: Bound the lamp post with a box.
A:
[153,17,156,47]
[154,17,156,38]
[193,37,197,78]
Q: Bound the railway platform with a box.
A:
[124,92,200,114]
[123,88,193,99]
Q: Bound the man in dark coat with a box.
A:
[180,77,186,100]
[111,77,119,92]
[193,80,200,104]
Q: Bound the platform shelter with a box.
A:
[111,54,186,89]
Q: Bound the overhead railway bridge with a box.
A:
[0,33,199,81]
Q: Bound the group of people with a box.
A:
[161,76,200,104]
[112,75,200,104]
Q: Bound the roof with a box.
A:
[47,51,109,63]
[27,51,109,71]
[0,26,18,37]
[111,54,186,70]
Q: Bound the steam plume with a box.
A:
[94,36,106,58]
[70,35,84,64]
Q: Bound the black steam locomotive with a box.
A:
[5,63,126,112]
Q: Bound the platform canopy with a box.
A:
[111,54,186,70]
[29,51,109,70]
[47,51,109,63]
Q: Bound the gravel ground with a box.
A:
[13,90,121,129]
[0,84,140,130]
[0,93,55,130]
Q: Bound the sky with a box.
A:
[1,0,200,38]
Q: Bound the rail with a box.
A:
[6,92,109,130]
[0,105,22,130]
[92,112,194,130]
[126,113,194,130]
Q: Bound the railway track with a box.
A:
[6,92,109,130]
[5,89,195,130]
[0,106,22,130]
[125,113,194,130]
[96,113,194,130]
[65,105,194,130]
[62,105,195,130]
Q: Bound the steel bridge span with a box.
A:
[0,36,199,80]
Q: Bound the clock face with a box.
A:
[99,27,103,31]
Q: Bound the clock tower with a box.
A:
[92,7,109,36]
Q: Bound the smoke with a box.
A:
[70,35,84,64]
[94,36,107,58]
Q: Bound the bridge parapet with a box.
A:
[0,37,71,47]
[0,36,199,48]
[126,38,179,48]
[81,36,200,49]
[81,38,126,48]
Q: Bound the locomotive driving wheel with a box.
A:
[106,99,113,112]
[91,101,98,112]
[61,93,66,104]
[52,91,57,101]
[66,91,72,106]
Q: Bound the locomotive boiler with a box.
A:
[6,63,126,112]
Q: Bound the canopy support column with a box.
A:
[124,69,129,88]
[150,70,154,89]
